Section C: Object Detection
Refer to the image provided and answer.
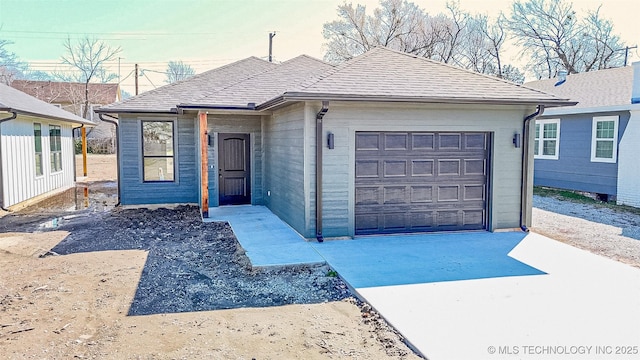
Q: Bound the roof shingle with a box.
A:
[99,57,277,112]
[0,82,94,124]
[525,66,633,110]
[283,47,569,105]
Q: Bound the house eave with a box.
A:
[540,103,640,116]
[1,108,95,126]
[256,92,577,111]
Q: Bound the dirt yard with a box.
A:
[1,154,421,359]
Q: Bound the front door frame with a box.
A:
[218,133,251,205]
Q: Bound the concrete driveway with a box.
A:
[209,206,640,359]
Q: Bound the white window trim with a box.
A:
[534,119,560,160]
[591,115,619,163]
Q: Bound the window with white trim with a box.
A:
[34,123,43,176]
[534,119,560,159]
[50,125,62,172]
[591,116,618,163]
[142,121,175,182]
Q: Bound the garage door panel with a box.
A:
[464,159,486,175]
[355,160,380,178]
[383,160,407,177]
[355,131,489,234]
[384,133,409,150]
[438,159,461,175]
[464,133,487,149]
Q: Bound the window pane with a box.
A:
[543,140,556,156]
[534,139,539,155]
[144,158,174,181]
[596,121,615,139]
[543,123,557,139]
[35,154,42,176]
[535,124,540,139]
[143,122,174,156]
[34,123,42,152]
[595,140,614,159]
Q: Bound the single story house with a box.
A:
[0,82,94,209]
[525,62,640,207]
[11,80,121,153]
[97,47,572,240]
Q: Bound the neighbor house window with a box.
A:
[591,116,618,163]
[534,119,560,160]
[34,123,43,176]
[142,121,174,182]
[50,125,62,172]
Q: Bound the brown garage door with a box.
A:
[355,132,489,235]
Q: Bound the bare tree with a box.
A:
[507,0,625,79]
[323,0,472,64]
[0,39,28,84]
[61,36,120,118]
[165,60,195,83]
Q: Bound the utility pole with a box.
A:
[135,63,139,95]
[624,45,638,66]
[268,32,276,62]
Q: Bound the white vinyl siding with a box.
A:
[1,117,75,207]
[591,116,618,163]
[534,119,560,160]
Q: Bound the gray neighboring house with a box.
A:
[526,62,640,207]
[0,82,94,209]
[97,47,572,239]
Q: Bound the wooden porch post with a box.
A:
[81,127,88,177]
[199,112,209,218]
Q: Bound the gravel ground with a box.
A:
[532,195,640,268]
[0,186,351,316]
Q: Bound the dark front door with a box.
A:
[218,133,251,205]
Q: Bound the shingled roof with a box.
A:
[0,82,94,125]
[98,47,573,114]
[525,66,633,110]
[99,57,278,113]
[181,55,333,108]
[10,80,120,106]
[260,47,574,108]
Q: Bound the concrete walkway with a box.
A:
[207,206,640,360]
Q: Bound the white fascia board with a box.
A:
[542,103,640,116]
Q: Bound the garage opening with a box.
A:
[355,132,490,235]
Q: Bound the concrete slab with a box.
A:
[358,233,640,360]
[310,232,545,288]
[205,206,640,360]
[206,205,324,267]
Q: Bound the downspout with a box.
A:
[99,113,121,206]
[0,111,18,211]
[71,124,84,182]
[520,105,545,232]
[315,101,329,242]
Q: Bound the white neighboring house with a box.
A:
[0,82,94,209]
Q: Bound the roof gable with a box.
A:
[100,56,278,112]
[0,82,94,124]
[183,55,333,108]
[525,66,633,110]
[280,47,568,106]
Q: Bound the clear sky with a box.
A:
[0,0,638,94]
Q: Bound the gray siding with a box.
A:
[118,115,198,205]
[263,103,309,236]
[307,101,533,237]
[207,115,263,206]
[534,111,630,195]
